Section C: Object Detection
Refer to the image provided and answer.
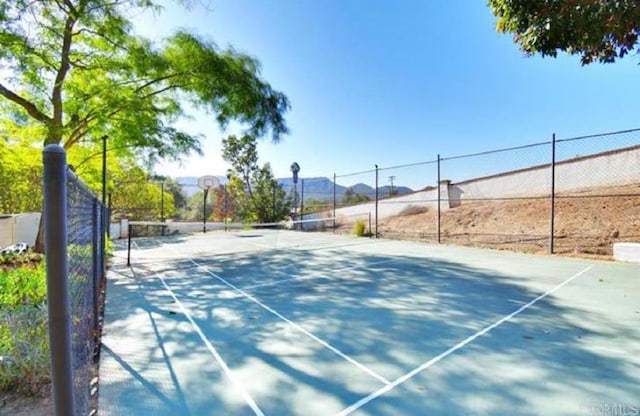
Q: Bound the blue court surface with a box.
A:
[98,230,640,415]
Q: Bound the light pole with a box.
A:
[290,162,300,225]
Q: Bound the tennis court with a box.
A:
[98,227,640,415]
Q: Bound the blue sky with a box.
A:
[136,1,640,189]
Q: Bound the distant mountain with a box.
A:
[175,175,412,201]
[278,177,412,201]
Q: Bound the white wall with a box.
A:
[313,145,640,222]
[0,213,41,248]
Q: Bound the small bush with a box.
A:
[353,220,367,237]
[0,305,50,395]
[399,204,429,216]
[0,263,49,395]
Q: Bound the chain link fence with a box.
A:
[43,145,107,415]
[303,127,639,257]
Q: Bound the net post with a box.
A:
[203,188,208,233]
[374,165,379,238]
[332,173,336,233]
[127,223,132,266]
[549,134,556,254]
[437,154,441,244]
[43,144,76,416]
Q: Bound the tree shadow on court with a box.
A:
[99,243,640,415]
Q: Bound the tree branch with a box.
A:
[49,10,77,143]
[0,82,52,125]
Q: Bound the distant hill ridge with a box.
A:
[175,176,412,200]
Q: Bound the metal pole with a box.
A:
[300,179,305,227]
[549,134,556,254]
[43,144,76,416]
[332,173,336,233]
[127,224,132,266]
[437,154,441,244]
[224,185,228,232]
[203,188,208,233]
[375,165,379,238]
[160,182,164,223]
[272,183,276,221]
[91,199,99,333]
[102,135,107,206]
[107,193,112,238]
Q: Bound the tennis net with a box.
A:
[125,217,339,265]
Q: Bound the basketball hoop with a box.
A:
[197,175,220,190]
[198,175,220,234]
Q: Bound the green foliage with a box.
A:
[0,262,49,394]
[0,304,50,395]
[0,0,289,154]
[302,198,331,215]
[110,166,176,220]
[223,135,291,223]
[488,0,640,64]
[0,137,43,214]
[353,220,367,237]
[342,187,371,205]
[0,263,46,307]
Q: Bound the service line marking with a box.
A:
[131,242,265,416]
[335,265,595,416]
[189,257,391,385]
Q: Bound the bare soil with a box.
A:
[0,392,52,416]
[343,184,640,258]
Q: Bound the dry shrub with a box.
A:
[399,204,429,216]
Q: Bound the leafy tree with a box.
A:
[109,166,175,221]
[163,178,187,214]
[249,164,290,223]
[222,134,290,222]
[0,138,42,214]
[1,0,289,249]
[342,187,371,205]
[211,185,237,222]
[222,135,258,198]
[302,198,332,215]
[183,190,214,221]
[488,1,640,64]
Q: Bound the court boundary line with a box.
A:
[188,257,392,386]
[242,258,397,290]
[335,264,595,416]
[132,242,265,416]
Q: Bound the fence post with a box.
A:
[43,144,76,416]
[375,164,379,238]
[332,173,336,233]
[437,154,441,244]
[549,133,556,254]
[300,179,305,228]
[92,199,99,334]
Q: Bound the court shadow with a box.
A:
[99,243,640,415]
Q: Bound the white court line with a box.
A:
[189,258,392,386]
[131,242,265,416]
[243,259,397,290]
[335,265,595,416]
